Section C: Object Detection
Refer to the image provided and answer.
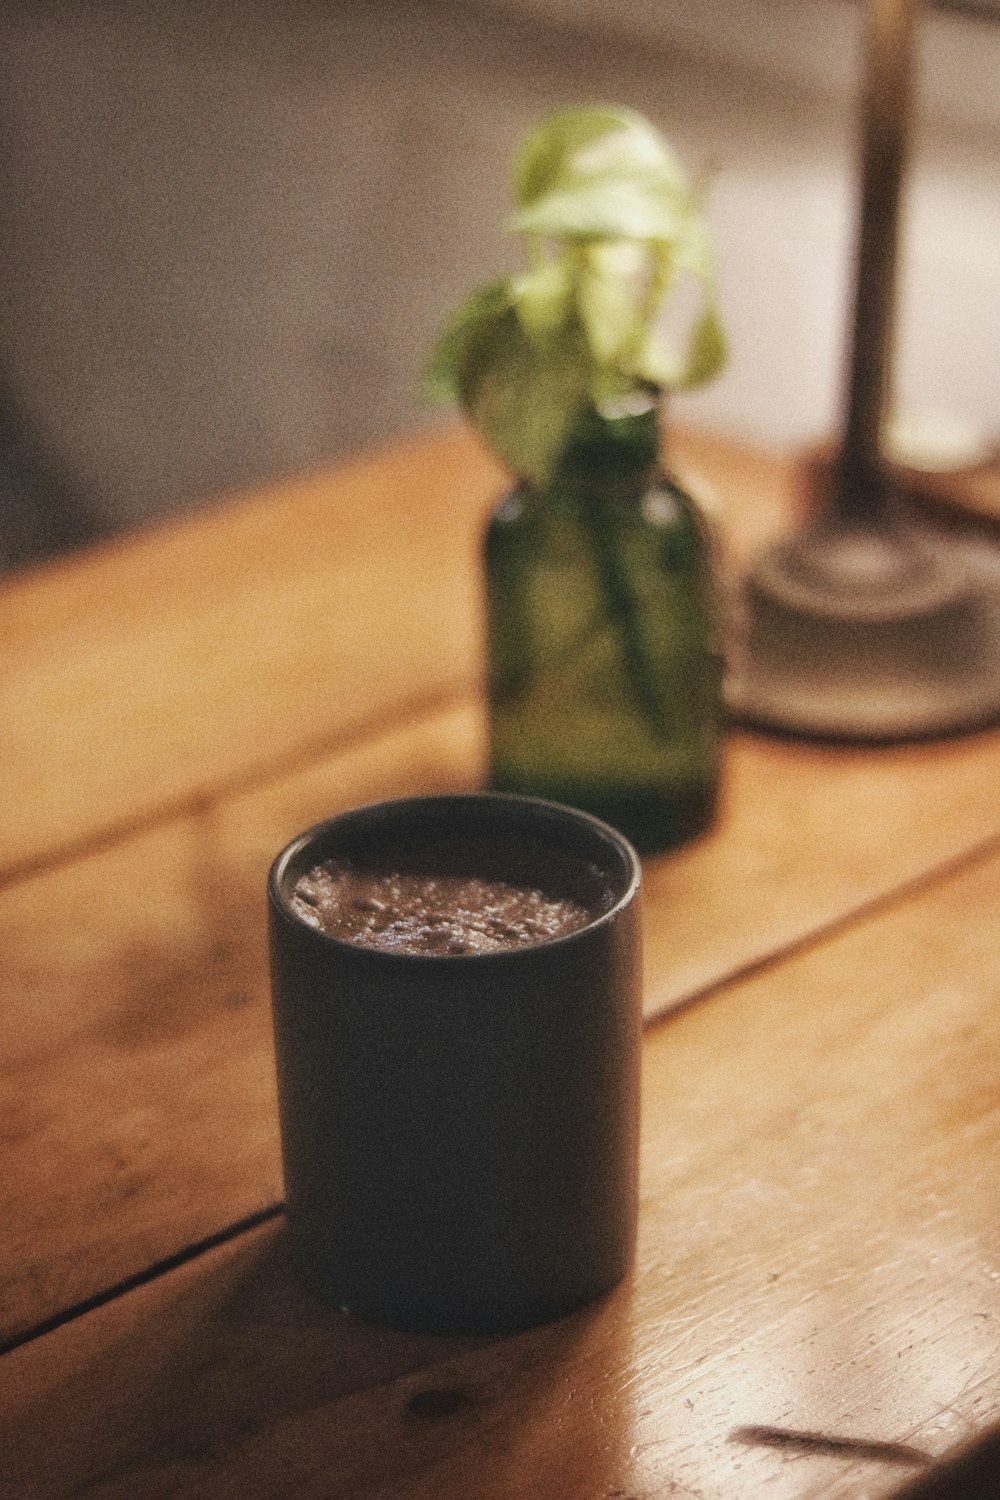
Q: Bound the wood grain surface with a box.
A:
[3,845,999,1498]
[0,428,497,879]
[2,425,999,1497]
[4,693,998,1346]
[0,425,787,881]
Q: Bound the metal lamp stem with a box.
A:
[839,0,915,527]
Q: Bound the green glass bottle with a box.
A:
[484,404,722,856]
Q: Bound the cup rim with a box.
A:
[267,792,641,962]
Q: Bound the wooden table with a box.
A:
[2,423,999,1499]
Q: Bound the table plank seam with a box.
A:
[643,824,1000,1031]
[0,1203,284,1361]
[6,829,996,1363]
[0,679,476,892]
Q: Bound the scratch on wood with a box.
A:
[730,1425,933,1467]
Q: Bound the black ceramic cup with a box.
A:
[268,792,642,1336]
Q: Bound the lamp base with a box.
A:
[724,527,1000,743]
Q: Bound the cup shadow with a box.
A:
[4,1216,642,1498]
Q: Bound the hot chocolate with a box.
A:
[289,836,611,956]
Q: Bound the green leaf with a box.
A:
[423,281,513,405]
[676,304,727,389]
[510,259,575,349]
[629,331,682,389]
[671,214,716,281]
[512,106,684,209]
[458,303,592,484]
[576,240,648,366]
[630,300,726,392]
[588,363,655,412]
[511,169,692,244]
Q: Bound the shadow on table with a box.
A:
[887,1424,1000,1500]
[2,1218,641,1498]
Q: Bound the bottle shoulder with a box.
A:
[485,470,710,541]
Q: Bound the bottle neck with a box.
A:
[548,402,661,499]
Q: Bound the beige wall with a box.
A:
[2,0,998,565]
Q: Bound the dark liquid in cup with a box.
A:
[289,835,613,955]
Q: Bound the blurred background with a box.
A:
[1,0,998,571]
